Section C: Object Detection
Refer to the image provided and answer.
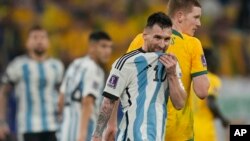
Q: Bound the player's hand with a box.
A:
[159,53,177,76]
[0,122,10,140]
[103,125,117,141]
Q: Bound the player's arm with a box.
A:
[104,100,119,141]
[0,60,19,140]
[92,59,131,141]
[78,95,95,141]
[207,95,230,128]
[0,83,11,139]
[193,75,210,99]
[92,96,118,141]
[190,38,210,99]
[160,54,187,110]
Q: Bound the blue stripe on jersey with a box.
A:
[147,62,163,141]
[86,119,94,141]
[133,56,148,140]
[162,87,169,140]
[38,63,48,131]
[22,64,32,131]
[51,63,58,125]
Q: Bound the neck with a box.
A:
[171,18,183,33]
[89,53,100,65]
[29,52,47,62]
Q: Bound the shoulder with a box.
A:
[184,35,202,47]
[113,49,142,70]
[8,55,29,67]
[48,58,64,69]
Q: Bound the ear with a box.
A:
[176,11,184,23]
[142,28,150,40]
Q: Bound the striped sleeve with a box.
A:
[103,60,131,100]
[1,58,21,85]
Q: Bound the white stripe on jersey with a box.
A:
[104,49,183,141]
[60,56,104,141]
[2,55,64,133]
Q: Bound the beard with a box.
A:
[33,47,46,56]
[148,45,166,53]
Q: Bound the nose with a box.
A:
[197,19,201,27]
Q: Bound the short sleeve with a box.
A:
[1,59,20,85]
[127,33,144,53]
[81,66,103,98]
[56,61,65,84]
[103,61,131,100]
[190,38,208,78]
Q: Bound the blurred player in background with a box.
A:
[193,48,230,141]
[58,31,112,141]
[0,25,64,141]
[125,0,210,140]
[92,12,186,141]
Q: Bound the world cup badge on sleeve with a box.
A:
[108,75,119,89]
[201,55,207,67]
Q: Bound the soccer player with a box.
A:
[58,31,113,141]
[0,25,64,141]
[92,12,186,141]
[193,48,230,141]
[125,0,210,140]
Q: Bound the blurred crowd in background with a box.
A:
[0,0,250,77]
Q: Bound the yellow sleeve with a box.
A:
[189,37,208,78]
[127,33,144,53]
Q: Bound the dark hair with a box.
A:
[89,31,111,42]
[146,12,172,29]
[203,48,219,73]
[28,25,46,34]
[168,0,201,17]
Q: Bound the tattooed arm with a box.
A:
[92,97,117,141]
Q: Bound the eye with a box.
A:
[154,35,162,40]
[164,37,170,42]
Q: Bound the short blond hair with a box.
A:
[167,0,201,17]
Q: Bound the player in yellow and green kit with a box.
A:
[193,48,230,141]
[126,0,210,140]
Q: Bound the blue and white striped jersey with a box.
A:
[1,55,64,134]
[59,56,105,141]
[103,49,183,141]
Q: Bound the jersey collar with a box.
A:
[172,29,183,39]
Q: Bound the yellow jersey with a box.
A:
[193,72,221,141]
[127,30,208,141]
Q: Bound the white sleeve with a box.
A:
[56,61,64,84]
[59,62,74,94]
[103,61,131,100]
[81,66,103,98]
[1,59,20,85]
[176,62,184,90]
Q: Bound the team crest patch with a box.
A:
[201,55,207,67]
[108,75,119,89]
